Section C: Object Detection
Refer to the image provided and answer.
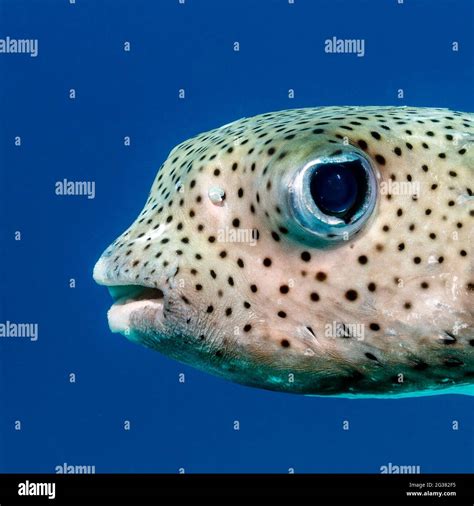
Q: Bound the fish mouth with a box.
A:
[93,255,167,337]
[103,284,165,335]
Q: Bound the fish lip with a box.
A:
[105,286,166,336]
[93,256,167,335]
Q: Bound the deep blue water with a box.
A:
[0,0,472,473]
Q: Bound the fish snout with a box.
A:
[93,246,167,338]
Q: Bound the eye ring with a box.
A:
[288,149,378,246]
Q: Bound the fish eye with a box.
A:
[288,150,378,245]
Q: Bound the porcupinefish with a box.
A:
[93,106,473,397]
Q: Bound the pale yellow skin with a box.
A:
[94,107,473,396]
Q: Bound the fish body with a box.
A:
[93,106,473,397]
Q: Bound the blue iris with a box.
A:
[310,161,361,217]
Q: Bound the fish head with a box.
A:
[93,107,473,395]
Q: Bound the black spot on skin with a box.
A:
[277,311,287,318]
[367,282,376,292]
[263,257,272,267]
[301,251,311,262]
[369,323,380,331]
[280,285,289,294]
[365,352,378,361]
[243,324,252,332]
[375,154,386,165]
[310,292,320,302]
[316,272,327,281]
[358,255,368,265]
[370,131,381,140]
[345,289,358,301]
[280,339,290,348]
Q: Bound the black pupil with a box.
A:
[309,160,367,221]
